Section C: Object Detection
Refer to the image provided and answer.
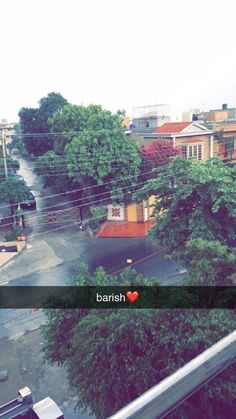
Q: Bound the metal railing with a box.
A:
[109,330,236,419]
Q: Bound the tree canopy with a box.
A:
[136,157,236,252]
[19,92,68,156]
[49,103,104,154]
[37,104,141,202]
[42,265,236,418]
[34,151,76,192]
[0,178,30,214]
[182,239,236,285]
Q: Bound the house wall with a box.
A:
[107,199,156,223]
[107,205,125,221]
[175,135,211,160]
[203,111,228,122]
[227,109,236,119]
[212,123,236,161]
[127,202,138,222]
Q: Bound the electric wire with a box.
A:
[0,157,194,211]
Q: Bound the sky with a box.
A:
[1,0,236,122]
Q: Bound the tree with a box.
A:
[182,239,236,285]
[42,265,236,418]
[0,157,20,173]
[139,140,181,181]
[135,157,236,252]
[49,103,103,155]
[36,104,141,207]
[34,151,76,192]
[19,92,67,156]
[0,178,30,215]
[64,106,141,204]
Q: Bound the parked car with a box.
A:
[20,192,36,209]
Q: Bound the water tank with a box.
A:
[222,104,228,110]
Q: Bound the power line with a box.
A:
[0,159,194,224]
[13,128,128,137]
[25,192,173,240]
[0,174,179,228]
[0,159,190,211]
[0,155,233,216]
[0,156,233,220]
[10,149,234,173]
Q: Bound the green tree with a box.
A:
[49,103,103,154]
[0,157,20,173]
[34,151,76,192]
[182,239,236,285]
[36,104,141,208]
[19,92,67,156]
[135,157,236,252]
[42,266,236,418]
[0,178,30,215]
[64,107,141,204]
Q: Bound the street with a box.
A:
[0,157,186,418]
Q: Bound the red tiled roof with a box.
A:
[154,122,193,134]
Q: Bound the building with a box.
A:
[198,104,236,161]
[202,104,236,123]
[98,119,232,238]
[210,122,236,161]
[0,119,16,157]
[131,104,171,130]
[97,196,156,238]
[182,109,201,122]
[107,196,156,223]
[131,121,214,161]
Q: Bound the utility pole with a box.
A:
[1,130,8,178]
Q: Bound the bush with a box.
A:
[4,229,17,241]
[87,206,107,231]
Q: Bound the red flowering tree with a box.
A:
[139,140,181,181]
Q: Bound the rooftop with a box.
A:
[154,122,192,134]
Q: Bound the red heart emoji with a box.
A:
[126,291,139,303]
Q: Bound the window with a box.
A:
[181,144,203,160]
[181,145,187,159]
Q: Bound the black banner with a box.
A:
[0,286,236,309]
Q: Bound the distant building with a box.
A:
[0,119,16,147]
[202,104,236,122]
[182,109,201,122]
[200,105,236,161]
[131,104,171,130]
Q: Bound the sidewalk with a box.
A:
[0,328,94,418]
[0,238,63,284]
[0,240,26,271]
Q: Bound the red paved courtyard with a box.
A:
[97,221,155,238]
